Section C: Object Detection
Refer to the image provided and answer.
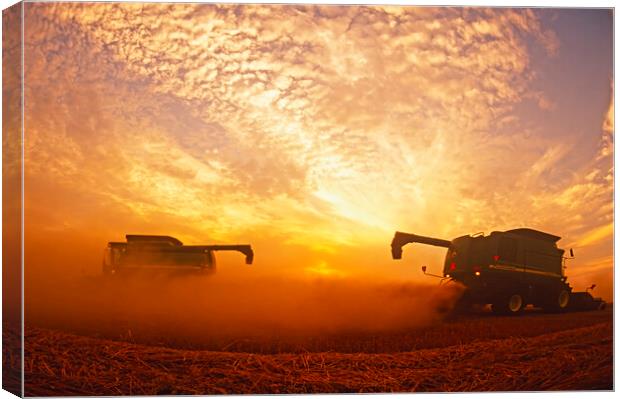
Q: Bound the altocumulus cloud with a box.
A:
[23,4,612,291]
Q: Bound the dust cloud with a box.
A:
[25,268,464,350]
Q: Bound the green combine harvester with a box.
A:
[103,234,253,275]
[391,228,606,315]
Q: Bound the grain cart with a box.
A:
[103,234,253,275]
[391,228,605,315]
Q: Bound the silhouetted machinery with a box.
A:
[391,228,606,315]
[103,235,253,275]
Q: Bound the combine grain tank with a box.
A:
[103,235,253,275]
[391,228,605,315]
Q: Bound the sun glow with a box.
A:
[305,261,347,278]
[19,4,613,299]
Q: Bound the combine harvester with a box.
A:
[391,228,605,315]
[103,234,253,275]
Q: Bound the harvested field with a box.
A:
[5,308,613,395]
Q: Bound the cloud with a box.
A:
[602,80,614,135]
[598,79,614,161]
[21,4,612,283]
[536,94,556,111]
[577,223,613,248]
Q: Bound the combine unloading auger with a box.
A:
[391,228,606,315]
[180,244,254,265]
[391,231,451,260]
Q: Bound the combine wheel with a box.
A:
[543,288,570,313]
[491,293,525,315]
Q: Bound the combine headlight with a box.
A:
[445,274,451,278]
[474,271,481,276]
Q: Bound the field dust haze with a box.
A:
[26,265,464,352]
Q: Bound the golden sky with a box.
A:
[20,4,613,298]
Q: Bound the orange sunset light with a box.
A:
[19,4,613,299]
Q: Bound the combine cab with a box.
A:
[391,228,605,315]
[103,235,253,275]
